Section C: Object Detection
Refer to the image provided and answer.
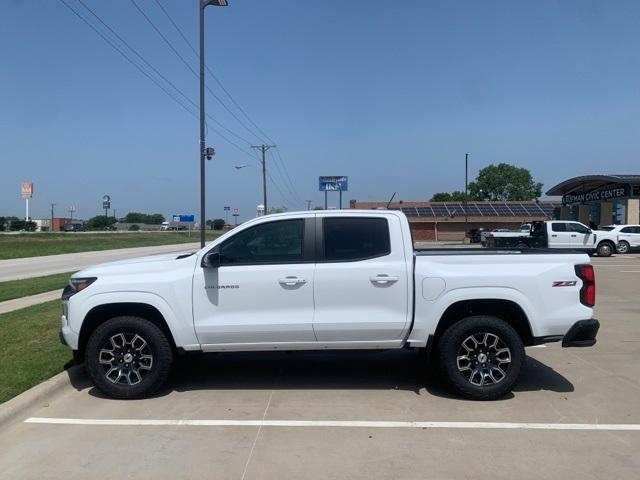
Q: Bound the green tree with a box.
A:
[212,219,225,230]
[128,224,140,231]
[430,191,469,202]
[268,206,288,214]
[468,163,542,201]
[123,212,165,224]
[85,215,117,230]
[9,220,37,231]
[430,192,452,201]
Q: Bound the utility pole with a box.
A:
[464,153,470,239]
[251,144,276,214]
[50,203,56,232]
[306,200,312,211]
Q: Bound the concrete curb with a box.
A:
[0,365,84,430]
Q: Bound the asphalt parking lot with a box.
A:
[1,254,639,479]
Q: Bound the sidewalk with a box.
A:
[0,289,63,315]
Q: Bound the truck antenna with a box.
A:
[386,192,397,209]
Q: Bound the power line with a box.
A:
[130,0,264,144]
[58,0,198,120]
[151,0,304,205]
[152,0,273,144]
[63,0,255,159]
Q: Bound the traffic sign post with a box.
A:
[232,208,239,226]
[102,195,111,218]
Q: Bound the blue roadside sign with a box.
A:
[319,176,348,192]
[173,215,195,222]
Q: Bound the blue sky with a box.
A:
[1,0,639,222]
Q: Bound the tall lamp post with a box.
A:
[200,0,229,248]
[234,161,269,215]
[464,152,470,240]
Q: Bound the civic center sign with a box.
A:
[563,185,630,205]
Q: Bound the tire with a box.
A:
[515,242,529,249]
[596,241,614,257]
[617,241,630,254]
[85,316,173,399]
[437,315,524,400]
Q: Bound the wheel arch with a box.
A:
[433,299,534,347]
[77,303,177,362]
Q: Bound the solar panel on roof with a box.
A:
[400,207,418,216]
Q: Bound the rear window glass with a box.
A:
[551,223,567,232]
[323,217,390,262]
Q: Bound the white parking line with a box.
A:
[24,417,640,431]
[620,271,640,273]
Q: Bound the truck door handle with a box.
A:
[370,274,399,285]
[278,276,306,286]
[570,234,577,237]
[551,234,557,237]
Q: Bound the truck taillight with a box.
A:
[575,264,595,307]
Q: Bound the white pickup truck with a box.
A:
[485,220,620,257]
[60,210,599,400]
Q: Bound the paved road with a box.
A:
[0,255,639,479]
[0,243,200,282]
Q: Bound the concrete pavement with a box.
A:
[0,255,638,479]
[0,289,63,315]
[0,243,200,282]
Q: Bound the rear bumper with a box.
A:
[561,319,600,347]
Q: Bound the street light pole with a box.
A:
[199,0,228,248]
[50,203,56,233]
[464,152,470,239]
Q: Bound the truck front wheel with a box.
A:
[85,316,173,399]
[437,316,524,400]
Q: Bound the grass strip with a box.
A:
[0,272,73,303]
[0,231,222,260]
[0,301,73,403]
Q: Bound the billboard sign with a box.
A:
[173,215,195,222]
[319,176,348,192]
[102,194,111,210]
[562,185,630,205]
[21,182,33,199]
[223,206,231,211]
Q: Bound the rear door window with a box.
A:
[322,217,390,262]
[551,223,568,232]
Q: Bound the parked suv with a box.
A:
[599,225,640,253]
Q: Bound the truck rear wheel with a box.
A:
[437,316,524,400]
[85,316,173,399]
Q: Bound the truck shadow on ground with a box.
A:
[78,348,574,401]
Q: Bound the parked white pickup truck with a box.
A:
[485,220,620,257]
[61,211,599,400]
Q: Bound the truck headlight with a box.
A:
[62,277,97,300]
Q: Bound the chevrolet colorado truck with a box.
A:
[60,210,599,400]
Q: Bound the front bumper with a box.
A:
[562,319,600,347]
[59,313,79,350]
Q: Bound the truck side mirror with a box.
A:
[587,228,593,234]
[202,251,221,269]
